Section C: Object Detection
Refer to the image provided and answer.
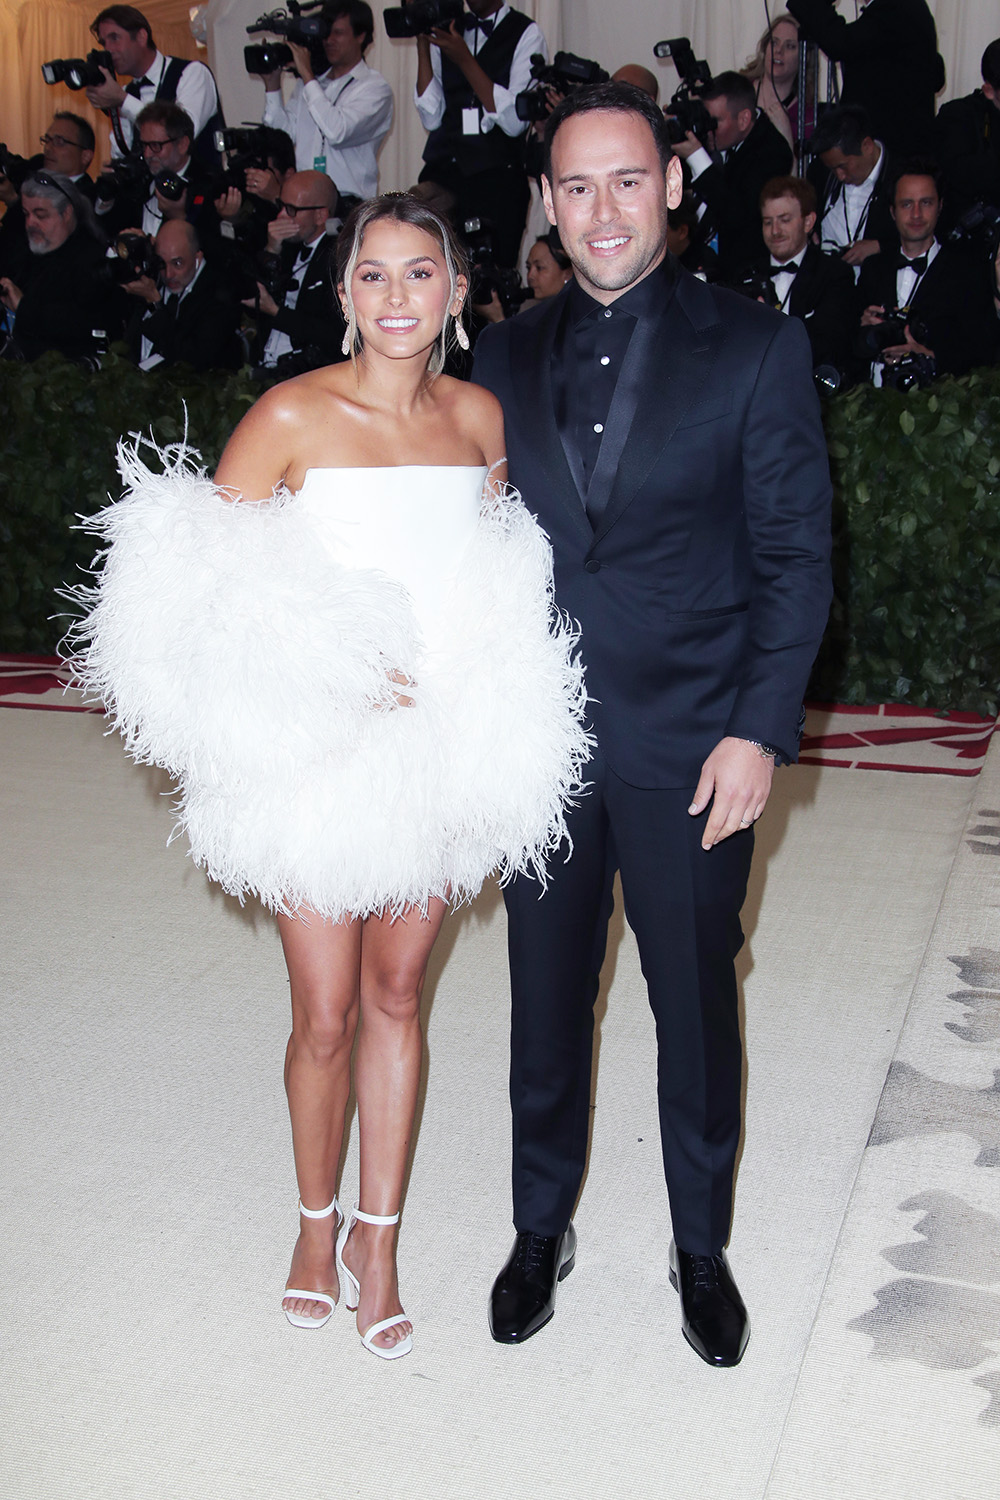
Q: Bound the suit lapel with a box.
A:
[511,292,593,547]
[590,273,725,546]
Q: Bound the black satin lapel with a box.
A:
[591,296,724,545]
[512,295,593,544]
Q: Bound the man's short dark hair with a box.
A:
[323,1,375,51]
[91,5,154,49]
[260,127,296,178]
[810,104,873,159]
[891,159,944,202]
[982,40,1000,91]
[760,174,817,217]
[542,81,674,183]
[137,100,195,146]
[53,111,96,153]
[703,71,757,118]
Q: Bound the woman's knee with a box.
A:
[289,989,357,1066]
[360,967,423,1025]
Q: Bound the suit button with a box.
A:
[585,559,601,573]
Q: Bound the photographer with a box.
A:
[810,104,897,274]
[787,0,944,156]
[122,219,241,371]
[673,71,793,275]
[0,174,125,363]
[0,115,97,284]
[258,2,393,201]
[243,170,347,377]
[935,39,1000,229]
[98,102,221,252]
[214,128,297,257]
[85,5,224,166]
[857,162,997,384]
[414,1,547,268]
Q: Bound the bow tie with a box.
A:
[464,14,495,36]
[897,253,929,275]
[769,260,799,274]
[125,75,149,98]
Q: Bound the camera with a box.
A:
[947,201,1000,259]
[0,143,32,192]
[514,52,609,125]
[383,0,463,40]
[95,156,185,204]
[727,268,780,307]
[107,232,161,286]
[245,42,294,74]
[864,308,930,358]
[462,216,529,318]
[213,126,280,192]
[247,3,330,45]
[654,37,715,148]
[41,49,114,91]
[881,354,936,392]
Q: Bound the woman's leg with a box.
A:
[341,897,448,1350]
[278,908,363,1321]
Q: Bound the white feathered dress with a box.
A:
[65,440,591,921]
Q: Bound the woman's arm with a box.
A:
[461,381,507,485]
[214,385,306,501]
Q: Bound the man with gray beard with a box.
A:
[0,174,124,362]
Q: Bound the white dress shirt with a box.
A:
[820,142,885,275]
[414,5,546,139]
[262,233,326,368]
[263,59,393,199]
[871,239,939,386]
[112,51,221,159]
[769,244,809,314]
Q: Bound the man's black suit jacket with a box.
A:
[101,157,222,257]
[473,261,833,787]
[935,92,1000,229]
[788,0,944,155]
[813,146,899,259]
[252,233,347,371]
[126,262,242,370]
[856,243,998,377]
[691,111,793,274]
[752,242,859,375]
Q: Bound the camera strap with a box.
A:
[108,107,131,157]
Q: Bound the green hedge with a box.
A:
[2,353,999,714]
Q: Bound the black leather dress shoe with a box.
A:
[489,1224,577,1343]
[668,1240,750,1367]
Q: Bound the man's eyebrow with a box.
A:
[556,166,651,186]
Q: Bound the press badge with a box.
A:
[461,107,481,135]
[313,154,327,172]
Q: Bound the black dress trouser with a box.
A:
[502,746,753,1257]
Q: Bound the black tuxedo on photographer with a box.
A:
[251,232,348,374]
[126,260,242,371]
[856,241,998,377]
[473,259,832,1257]
[751,241,860,376]
[687,110,793,275]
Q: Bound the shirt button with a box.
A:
[593,423,604,433]
[585,559,601,573]
[603,309,612,318]
[600,356,610,365]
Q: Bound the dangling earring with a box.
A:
[454,316,470,351]
[341,330,352,356]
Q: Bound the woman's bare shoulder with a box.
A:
[438,375,503,426]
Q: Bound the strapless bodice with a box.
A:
[296,466,488,644]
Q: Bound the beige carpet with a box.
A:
[0,707,986,1500]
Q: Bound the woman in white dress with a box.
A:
[70,195,589,1360]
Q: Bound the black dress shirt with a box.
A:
[553,261,678,508]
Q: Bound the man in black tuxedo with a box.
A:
[473,83,832,1366]
[809,104,897,275]
[788,0,944,156]
[754,174,858,377]
[243,170,347,377]
[935,39,1000,230]
[97,102,221,256]
[672,71,793,277]
[857,163,998,381]
[123,219,241,370]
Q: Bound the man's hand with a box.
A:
[668,128,704,161]
[0,276,23,311]
[246,166,280,202]
[265,216,300,251]
[473,288,505,323]
[428,21,472,66]
[689,736,775,850]
[215,186,243,220]
[85,66,126,110]
[287,40,316,83]
[842,237,880,266]
[882,323,934,362]
[860,302,886,327]
[122,274,161,303]
[155,186,187,221]
[242,280,278,316]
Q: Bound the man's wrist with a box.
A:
[740,738,779,759]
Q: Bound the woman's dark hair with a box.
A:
[336,193,470,376]
[533,233,571,272]
[542,81,674,182]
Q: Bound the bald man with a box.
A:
[124,218,241,370]
[612,64,659,103]
[244,169,348,377]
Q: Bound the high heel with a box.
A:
[283,1195,342,1329]
[336,1206,413,1360]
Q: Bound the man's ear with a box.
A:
[540,174,557,228]
[804,211,817,238]
[738,107,754,136]
[666,155,684,210]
